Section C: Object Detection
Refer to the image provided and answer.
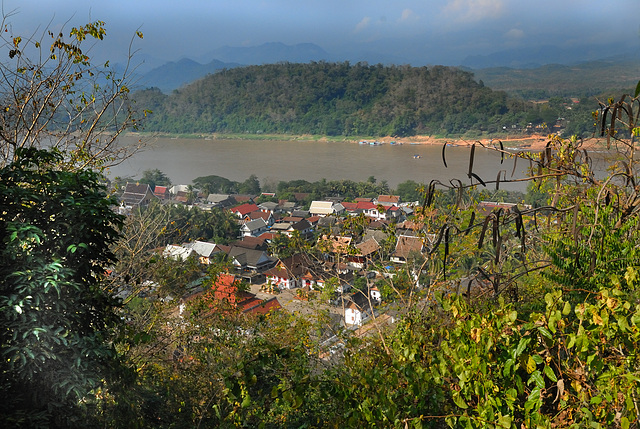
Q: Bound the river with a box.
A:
[106,135,530,191]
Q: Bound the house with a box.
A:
[207,194,236,208]
[186,240,223,264]
[174,191,190,204]
[320,234,353,257]
[230,203,259,218]
[351,238,381,268]
[306,215,321,227]
[291,209,310,218]
[229,236,268,251]
[258,201,279,213]
[163,244,194,261]
[248,210,275,227]
[230,194,256,204]
[208,273,282,315]
[227,246,275,273]
[263,253,313,290]
[169,184,190,195]
[288,219,313,238]
[391,235,425,264]
[279,201,296,213]
[347,201,404,221]
[376,195,400,207]
[154,185,170,200]
[343,291,373,326]
[369,285,382,302]
[270,222,293,235]
[309,201,345,217]
[120,183,157,208]
[240,218,268,238]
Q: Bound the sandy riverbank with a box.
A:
[132,131,608,151]
[366,134,608,151]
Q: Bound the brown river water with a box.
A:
[106,135,531,191]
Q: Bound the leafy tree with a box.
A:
[395,179,423,203]
[0,148,124,427]
[138,168,171,189]
[238,173,261,195]
[0,18,144,170]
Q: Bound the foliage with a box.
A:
[0,17,145,170]
[138,168,172,189]
[135,62,531,137]
[0,148,124,427]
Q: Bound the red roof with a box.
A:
[243,297,282,315]
[258,232,276,241]
[307,215,321,224]
[356,201,378,210]
[231,203,259,216]
[341,202,358,211]
[378,195,400,204]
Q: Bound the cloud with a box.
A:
[504,28,524,40]
[398,9,419,23]
[354,16,371,33]
[442,0,505,22]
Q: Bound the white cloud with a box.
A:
[504,28,524,39]
[442,0,505,22]
[398,9,419,23]
[354,16,371,33]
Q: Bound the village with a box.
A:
[116,180,521,345]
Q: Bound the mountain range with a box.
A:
[130,41,638,94]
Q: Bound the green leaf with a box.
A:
[529,370,544,389]
[241,394,251,408]
[452,393,469,409]
[537,326,552,339]
[525,355,536,374]
[543,365,557,382]
[634,79,640,98]
[497,414,512,428]
[514,337,530,358]
[621,416,630,429]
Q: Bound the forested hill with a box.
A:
[133,62,532,137]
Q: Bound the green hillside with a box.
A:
[470,57,640,99]
[133,62,532,137]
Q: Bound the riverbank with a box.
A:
[129,131,608,151]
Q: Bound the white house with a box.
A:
[163,244,194,261]
[343,291,372,326]
[240,218,268,237]
[309,201,345,217]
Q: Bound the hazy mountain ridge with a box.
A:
[136,41,638,95]
[469,55,640,98]
[139,58,243,93]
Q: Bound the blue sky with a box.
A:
[4,0,639,65]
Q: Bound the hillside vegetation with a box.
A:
[471,57,640,99]
[133,62,533,137]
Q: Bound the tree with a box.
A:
[238,174,261,195]
[0,15,143,426]
[0,16,144,171]
[138,168,171,189]
[0,148,124,427]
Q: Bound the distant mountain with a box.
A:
[460,44,636,69]
[469,56,640,98]
[139,58,242,93]
[201,42,332,65]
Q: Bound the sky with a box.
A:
[3,0,639,67]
